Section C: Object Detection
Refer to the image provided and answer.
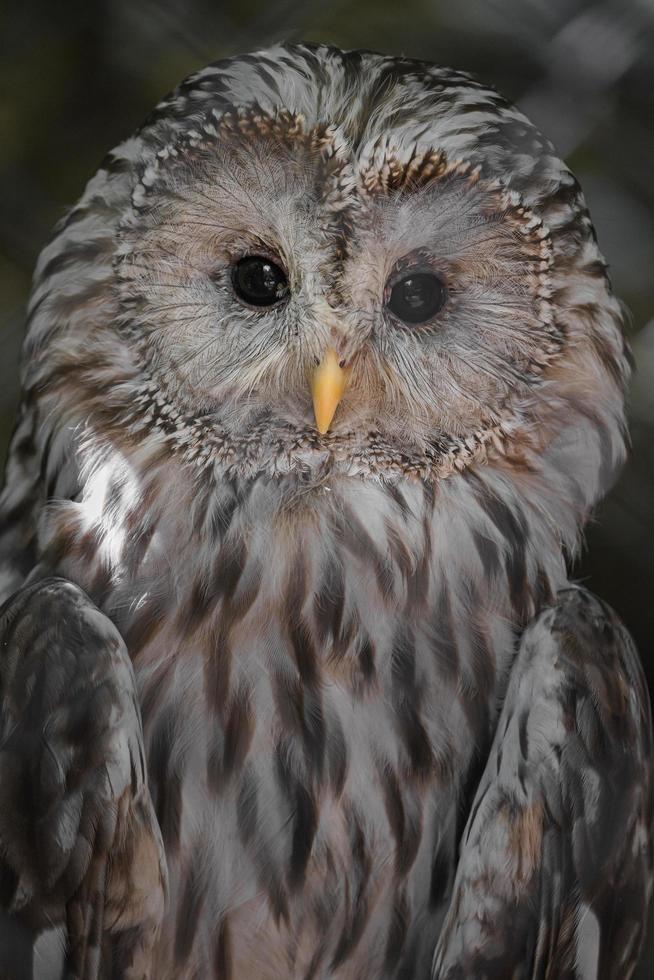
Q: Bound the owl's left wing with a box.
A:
[0,577,167,980]
[433,586,654,980]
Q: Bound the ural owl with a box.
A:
[0,41,651,980]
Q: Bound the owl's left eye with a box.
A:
[386,272,447,324]
[231,255,289,308]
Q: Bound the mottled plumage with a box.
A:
[0,41,651,979]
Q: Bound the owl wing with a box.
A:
[433,586,654,980]
[0,577,167,980]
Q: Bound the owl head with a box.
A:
[24,42,630,535]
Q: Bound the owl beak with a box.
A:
[311,348,348,434]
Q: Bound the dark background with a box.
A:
[1,0,653,972]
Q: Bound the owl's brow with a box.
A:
[237,132,315,202]
[388,178,487,227]
[167,218,252,237]
[194,154,282,224]
[188,136,322,228]
[189,168,260,214]
[445,230,523,254]
[167,179,265,244]
[161,203,252,232]
[392,220,519,258]
[242,136,279,203]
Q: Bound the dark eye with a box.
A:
[386,272,446,324]
[232,255,289,307]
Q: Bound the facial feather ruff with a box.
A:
[0,41,650,980]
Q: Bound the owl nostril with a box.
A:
[326,320,358,370]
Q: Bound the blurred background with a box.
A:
[1,0,653,970]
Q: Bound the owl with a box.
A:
[0,40,651,980]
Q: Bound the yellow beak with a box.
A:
[311,348,348,434]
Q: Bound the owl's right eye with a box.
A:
[386,272,447,324]
[231,255,289,308]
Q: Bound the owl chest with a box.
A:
[129,562,505,978]
[44,475,512,974]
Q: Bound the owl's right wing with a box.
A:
[0,577,167,980]
[432,587,654,979]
